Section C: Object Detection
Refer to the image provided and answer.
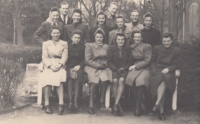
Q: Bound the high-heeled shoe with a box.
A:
[68,101,73,111]
[58,104,64,115]
[134,107,140,116]
[45,105,52,114]
[112,104,118,115]
[159,113,166,120]
[117,104,123,116]
[88,107,94,114]
[153,105,159,112]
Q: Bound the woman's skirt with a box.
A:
[149,67,176,96]
[112,70,128,79]
[84,66,112,84]
[125,69,150,89]
[67,67,87,84]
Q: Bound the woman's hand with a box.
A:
[129,65,136,71]
[74,65,81,71]
[50,65,59,72]
[161,68,169,74]
[98,63,107,70]
[118,68,125,73]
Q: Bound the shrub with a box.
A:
[0,44,41,109]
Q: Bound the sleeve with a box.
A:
[108,32,114,45]
[107,46,118,71]
[84,25,91,43]
[59,42,68,65]
[33,22,46,44]
[150,47,157,70]
[79,45,85,68]
[63,26,69,42]
[42,42,51,67]
[167,49,181,72]
[59,23,65,41]
[135,45,152,70]
[122,47,134,70]
[85,44,101,69]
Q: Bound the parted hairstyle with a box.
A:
[129,10,140,17]
[49,25,61,39]
[94,28,105,42]
[109,2,118,8]
[131,30,143,39]
[72,9,82,23]
[162,33,173,40]
[116,15,126,29]
[95,10,107,26]
[60,1,69,8]
[143,12,154,27]
[71,29,82,38]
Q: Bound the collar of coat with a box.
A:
[93,42,107,48]
[131,42,143,48]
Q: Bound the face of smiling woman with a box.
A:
[51,29,60,41]
[116,35,125,47]
[95,33,104,45]
[133,33,142,44]
[162,37,173,48]
[51,11,59,23]
[72,12,81,23]
[71,34,81,44]
[97,14,106,25]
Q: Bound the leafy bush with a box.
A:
[177,39,200,110]
[0,44,41,109]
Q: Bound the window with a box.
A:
[189,3,199,37]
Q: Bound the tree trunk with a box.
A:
[13,0,24,47]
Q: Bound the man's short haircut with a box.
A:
[60,1,69,8]
[162,33,173,40]
[109,2,118,8]
[130,10,140,16]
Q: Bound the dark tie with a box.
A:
[63,15,66,24]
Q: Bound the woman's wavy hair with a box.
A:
[94,10,107,27]
[72,9,82,24]
[49,25,61,39]
[116,15,126,29]
[143,12,154,27]
[115,33,126,46]
[71,29,82,38]
[162,32,173,40]
[131,30,143,43]
[94,28,105,42]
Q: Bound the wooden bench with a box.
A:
[105,70,181,110]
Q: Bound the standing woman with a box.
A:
[108,15,132,46]
[108,33,133,116]
[90,11,109,44]
[149,33,180,120]
[66,30,85,112]
[40,26,68,115]
[125,31,152,116]
[85,28,112,114]
[64,9,91,43]
[34,7,64,44]
[141,13,161,47]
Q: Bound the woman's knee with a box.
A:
[119,77,125,83]
[113,78,118,83]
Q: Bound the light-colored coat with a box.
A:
[125,42,152,88]
[125,23,144,33]
[84,43,112,83]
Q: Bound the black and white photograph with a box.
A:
[0,0,199,124]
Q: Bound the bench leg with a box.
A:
[172,78,178,110]
[105,85,111,108]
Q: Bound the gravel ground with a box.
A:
[0,103,199,124]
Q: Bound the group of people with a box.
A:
[34,1,180,121]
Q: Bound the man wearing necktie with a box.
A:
[59,2,73,25]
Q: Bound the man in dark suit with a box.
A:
[59,2,73,25]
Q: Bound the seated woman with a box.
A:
[85,28,112,114]
[126,31,152,116]
[149,33,180,120]
[108,33,133,116]
[108,15,132,46]
[66,30,85,112]
[40,26,68,115]
[90,11,109,44]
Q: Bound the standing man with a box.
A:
[105,2,118,31]
[125,10,144,33]
[59,2,73,25]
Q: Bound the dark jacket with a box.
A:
[66,42,85,69]
[90,26,110,44]
[141,27,161,47]
[34,21,64,44]
[63,23,91,43]
[59,15,73,25]
[108,45,133,71]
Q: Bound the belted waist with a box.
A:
[50,56,61,59]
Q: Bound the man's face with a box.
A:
[60,4,69,15]
[108,4,118,16]
[130,11,139,23]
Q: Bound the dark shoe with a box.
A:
[117,104,123,116]
[88,107,94,114]
[74,104,79,112]
[58,105,64,115]
[100,101,105,109]
[112,104,118,113]
[159,113,166,120]
[45,105,52,114]
[68,101,73,111]
[134,107,140,116]
[41,102,45,110]
[153,105,159,112]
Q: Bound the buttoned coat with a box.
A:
[34,21,64,44]
[84,43,112,83]
[108,45,133,79]
[125,42,152,88]
[90,26,110,44]
[108,28,132,46]
[63,23,91,43]
[149,45,180,96]
[141,27,161,47]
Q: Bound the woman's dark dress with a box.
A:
[149,45,180,96]
[108,45,133,79]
